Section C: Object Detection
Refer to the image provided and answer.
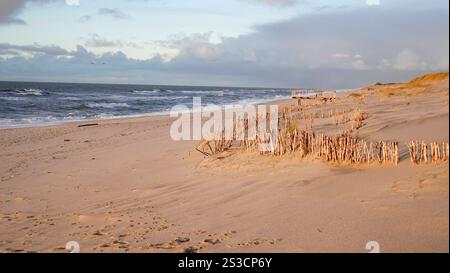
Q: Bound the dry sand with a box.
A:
[0,73,448,253]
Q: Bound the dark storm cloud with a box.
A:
[0,0,56,25]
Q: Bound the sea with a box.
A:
[0,81,292,128]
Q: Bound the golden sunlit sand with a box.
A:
[0,73,448,253]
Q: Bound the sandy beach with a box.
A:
[0,73,448,253]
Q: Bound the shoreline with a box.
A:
[0,95,297,130]
[0,75,448,253]
[0,86,359,130]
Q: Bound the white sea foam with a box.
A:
[62,97,81,101]
[234,95,290,107]
[87,102,130,109]
[0,96,27,101]
[0,83,292,129]
[16,88,44,96]
[0,93,289,129]
[132,89,160,95]
[140,95,191,101]
[179,90,225,96]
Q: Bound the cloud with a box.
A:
[65,0,80,6]
[241,0,301,7]
[98,8,130,20]
[0,43,70,56]
[0,1,129,25]
[0,0,57,25]
[84,34,139,48]
[0,0,81,25]
[392,49,428,70]
[85,34,122,48]
[77,15,91,23]
[366,0,381,6]
[0,1,448,88]
[78,7,131,23]
[331,53,350,58]
[0,17,27,25]
[152,32,222,61]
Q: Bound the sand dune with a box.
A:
[0,73,448,253]
[365,72,449,98]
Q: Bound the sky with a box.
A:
[0,0,448,88]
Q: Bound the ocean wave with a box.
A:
[0,88,46,96]
[0,115,100,128]
[0,82,293,128]
[61,96,81,101]
[0,116,65,128]
[132,89,161,95]
[16,88,45,96]
[179,90,225,96]
[86,102,130,109]
[0,96,28,101]
[140,95,191,101]
[234,95,291,107]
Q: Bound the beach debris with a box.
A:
[224,230,237,236]
[195,147,211,157]
[78,123,99,128]
[93,230,105,236]
[183,246,199,253]
[175,237,191,244]
[236,238,278,246]
[204,238,221,245]
[150,241,177,249]
[112,240,128,245]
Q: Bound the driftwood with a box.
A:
[78,123,99,128]
[195,147,211,157]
